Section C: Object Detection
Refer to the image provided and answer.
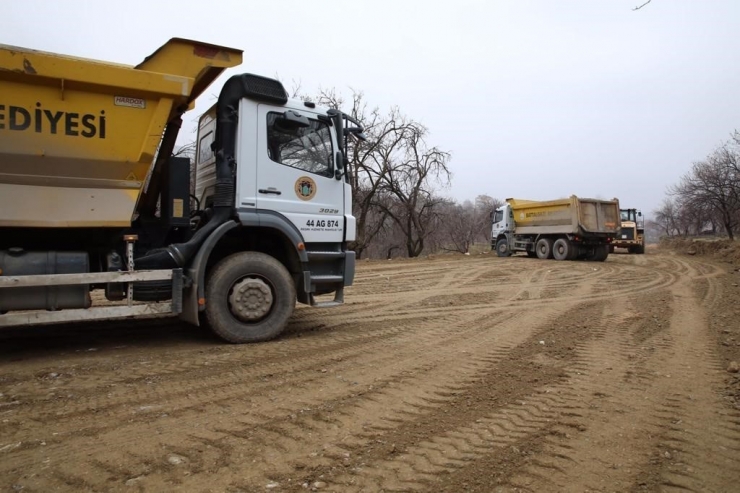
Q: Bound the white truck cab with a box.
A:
[187,75,366,342]
[491,203,514,238]
[195,98,355,246]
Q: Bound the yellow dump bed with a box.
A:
[508,196,620,236]
[0,39,242,227]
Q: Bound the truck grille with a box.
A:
[620,227,635,240]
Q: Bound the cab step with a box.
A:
[307,250,346,259]
[309,287,344,308]
[310,274,344,284]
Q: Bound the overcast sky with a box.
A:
[6,0,739,216]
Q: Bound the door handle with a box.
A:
[259,189,282,195]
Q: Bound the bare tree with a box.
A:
[671,147,739,240]
[633,0,652,11]
[373,123,452,257]
[653,198,689,237]
[473,194,503,244]
[307,88,453,258]
[275,86,456,258]
[437,195,505,254]
[438,200,476,254]
[644,218,663,243]
[310,90,416,258]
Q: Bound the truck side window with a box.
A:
[493,210,504,223]
[266,112,333,177]
[197,131,214,164]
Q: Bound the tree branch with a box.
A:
[633,0,652,11]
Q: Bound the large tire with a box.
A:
[636,245,645,254]
[608,245,615,254]
[496,238,511,257]
[552,238,573,261]
[535,238,554,260]
[204,252,296,344]
[589,245,609,262]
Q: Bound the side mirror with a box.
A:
[638,211,642,217]
[334,150,344,180]
[345,127,368,142]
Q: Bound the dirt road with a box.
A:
[1,251,739,492]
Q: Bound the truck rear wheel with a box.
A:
[535,238,554,259]
[204,252,296,344]
[587,245,609,262]
[495,238,511,257]
[552,238,573,261]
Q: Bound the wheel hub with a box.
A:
[228,277,273,322]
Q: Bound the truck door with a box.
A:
[491,205,510,236]
[255,105,344,243]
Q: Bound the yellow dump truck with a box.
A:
[491,196,620,261]
[0,39,365,343]
[611,208,645,254]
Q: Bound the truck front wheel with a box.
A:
[496,238,511,257]
[535,238,554,260]
[204,252,296,343]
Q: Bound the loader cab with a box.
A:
[620,209,641,223]
[620,208,644,231]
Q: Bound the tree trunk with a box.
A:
[355,246,364,260]
[725,220,735,240]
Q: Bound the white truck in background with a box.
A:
[491,196,621,261]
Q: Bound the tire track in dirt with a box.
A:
[0,259,502,410]
[628,257,740,492]
[2,252,734,493]
[455,255,740,493]
[1,257,604,491]
[489,290,670,492]
[4,300,576,488]
[252,299,630,492]
[279,255,732,493]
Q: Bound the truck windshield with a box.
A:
[267,112,333,177]
[493,210,504,224]
[620,210,635,222]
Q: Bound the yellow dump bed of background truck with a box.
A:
[0,39,242,228]
[508,195,620,236]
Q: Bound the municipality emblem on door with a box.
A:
[295,176,317,201]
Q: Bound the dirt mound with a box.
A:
[660,237,740,266]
